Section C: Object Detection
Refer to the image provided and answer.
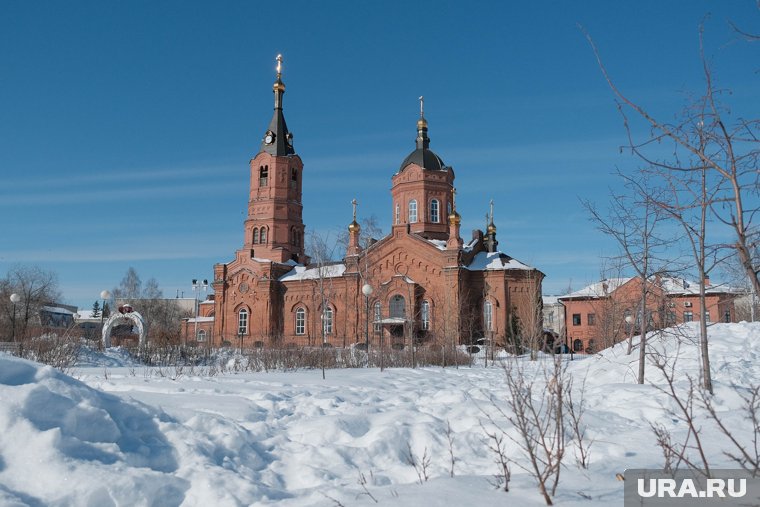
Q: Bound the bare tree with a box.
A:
[583,23,760,316]
[0,264,62,341]
[307,230,340,379]
[583,172,673,384]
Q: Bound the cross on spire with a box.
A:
[419,95,424,117]
[351,198,358,221]
[490,199,494,223]
[276,54,283,79]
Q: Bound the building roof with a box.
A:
[399,147,447,172]
[279,263,347,282]
[465,251,535,271]
[560,276,742,301]
[186,316,215,323]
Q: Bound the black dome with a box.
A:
[399,148,447,172]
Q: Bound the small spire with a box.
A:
[416,95,429,150]
[449,187,461,225]
[348,198,360,233]
[261,54,294,156]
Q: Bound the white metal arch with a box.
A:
[102,310,147,349]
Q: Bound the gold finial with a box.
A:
[487,199,496,233]
[348,198,360,233]
[449,187,461,225]
[276,54,283,78]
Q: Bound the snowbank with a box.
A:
[1,322,758,505]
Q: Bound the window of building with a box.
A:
[572,313,581,326]
[390,295,405,318]
[322,307,333,335]
[373,301,382,332]
[395,203,400,225]
[683,311,693,323]
[295,307,305,335]
[290,168,298,189]
[421,300,430,330]
[724,310,731,323]
[259,165,268,187]
[238,308,249,335]
[197,329,206,342]
[573,339,583,352]
[587,313,596,326]
[666,311,676,326]
[260,227,267,244]
[430,199,440,223]
[253,228,259,244]
[409,200,418,223]
[484,300,493,331]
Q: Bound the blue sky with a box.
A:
[1,1,758,309]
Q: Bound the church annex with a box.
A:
[190,56,544,350]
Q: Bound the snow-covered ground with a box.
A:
[1,322,759,506]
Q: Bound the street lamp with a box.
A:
[362,284,373,362]
[10,293,20,343]
[191,279,208,346]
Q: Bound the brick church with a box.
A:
[188,56,544,350]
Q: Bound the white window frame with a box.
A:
[484,300,493,332]
[323,307,333,335]
[238,308,249,335]
[409,200,418,223]
[295,307,306,335]
[430,199,440,223]
[421,300,430,330]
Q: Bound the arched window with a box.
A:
[430,199,440,223]
[483,301,493,332]
[395,203,400,225]
[253,228,259,244]
[322,307,333,335]
[295,307,306,335]
[573,339,583,352]
[390,295,405,318]
[259,165,268,187]
[408,200,418,223]
[373,301,382,332]
[290,167,298,189]
[260,227,267,244]
[197,329,206,342]
[421,300,430,330]
[238,308,249,335]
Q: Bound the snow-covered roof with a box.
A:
[561,278,633,299]
[41,306,75,315]
[542,296,561,306]
[465,251,534,271]
[279,263,347,282]
[186,316,215,323]
[561,276,742,300]
[199,300,214,305]
[427,239,447,250]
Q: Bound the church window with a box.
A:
[253,228,259,244]
[238,308,249,335]
[409,200,418,223]
[295,307,306,335]
[260,227,267,244]
[322,307,333,335]
[290,168,298,189]
[421,300,430,330]
[395,204,400,225]
[390,295,405,318]
[197,329,206,342]
[484,300,493,331]
[373,301,381,332]
[430,199,440,223]
[259,166,268,187]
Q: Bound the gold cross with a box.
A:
[351,198,357,221]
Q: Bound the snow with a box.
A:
[41,305,76,315]
[563,276,742,299]
[279,263,347,281]
[465,251,534,271]
[185,316,214,323]
[1,323,759,505]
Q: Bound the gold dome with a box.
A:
[348,220,361,233]
[273,80,285,93]
[487,222,497,234]
[417,117,427,130]
[448,211,461,226]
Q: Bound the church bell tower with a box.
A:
[243,55,307,264]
